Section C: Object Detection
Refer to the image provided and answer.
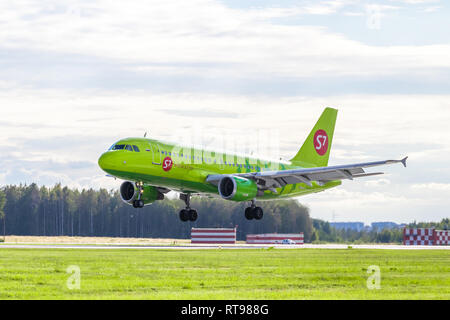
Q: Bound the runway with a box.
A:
[1,243,448,250]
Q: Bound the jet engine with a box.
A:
[119,181,164,207]
[218,176,258,201]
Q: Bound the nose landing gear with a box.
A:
[133,182,145,208]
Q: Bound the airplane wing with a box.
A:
[206,157,407,191]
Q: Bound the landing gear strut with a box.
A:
[179,193,198,222]
[133,181,145,208]
[245,200,263,220]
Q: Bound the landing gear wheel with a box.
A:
[179,193,198,222]
[188,209,198,222]
[179,209,189,222]
[253,207,263,220]
[245,205,263,220]
[133,199,144,208]
[245,207,254,220]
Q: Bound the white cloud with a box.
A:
[1,0,450,80]
[302,0,355,15]
[411,183,450,192]
[390,0,440,4]
[423,6,442,12]
[364,178,391,187]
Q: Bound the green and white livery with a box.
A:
[98,108,407,222]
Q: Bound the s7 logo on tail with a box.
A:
[314,129,328,156]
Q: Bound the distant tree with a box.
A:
[0,188,5,220]
[0,188,5,236]
[39,186,49,235]
[310,229,318,242]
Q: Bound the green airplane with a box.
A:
[98,107,407,222]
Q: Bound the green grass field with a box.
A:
[0,248,448,299]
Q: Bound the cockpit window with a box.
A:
[111,144,140,152]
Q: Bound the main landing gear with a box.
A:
[179,193,198,222]
[245,200,263,220]
[133,182,145,208]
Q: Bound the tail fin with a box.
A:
[290,107,338,167]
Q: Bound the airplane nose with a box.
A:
[98,152,114,172]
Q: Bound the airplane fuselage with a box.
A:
[98,137,341,200]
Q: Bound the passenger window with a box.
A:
[125,145,133,151]
[113,144,125,150]
[133,145,140,152]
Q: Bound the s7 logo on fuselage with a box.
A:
[162,157,173,171]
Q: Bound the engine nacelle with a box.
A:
[119,181,164,206]
[218,176,258,201]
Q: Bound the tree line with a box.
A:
[311,217,449,244]
[0,184,313,241]
[0,184,447,243]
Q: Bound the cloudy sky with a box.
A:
[1,0,449,224]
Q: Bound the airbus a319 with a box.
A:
[98,108,407,222]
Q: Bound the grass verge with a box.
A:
[0,248,448,299]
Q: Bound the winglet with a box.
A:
[401,156,408,168]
